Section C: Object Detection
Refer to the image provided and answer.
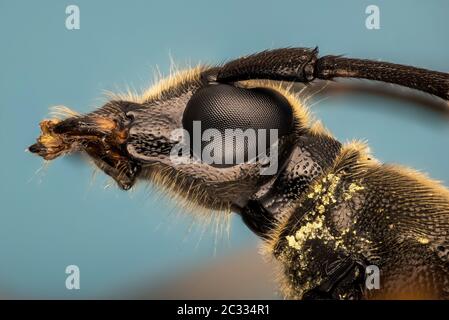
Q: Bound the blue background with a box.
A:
[0,0,448,298]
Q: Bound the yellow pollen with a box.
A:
[417,237,430,244]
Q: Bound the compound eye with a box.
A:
[182,84,294,167]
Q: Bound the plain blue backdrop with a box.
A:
[0,0,448,298]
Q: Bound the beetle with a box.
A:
[28,47,449,299]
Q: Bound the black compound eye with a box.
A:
[182,84,294,166]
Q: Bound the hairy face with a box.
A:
[29,67,298,212]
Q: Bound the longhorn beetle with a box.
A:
[29,48,449,299]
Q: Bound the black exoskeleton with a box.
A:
[29,48,449,299]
